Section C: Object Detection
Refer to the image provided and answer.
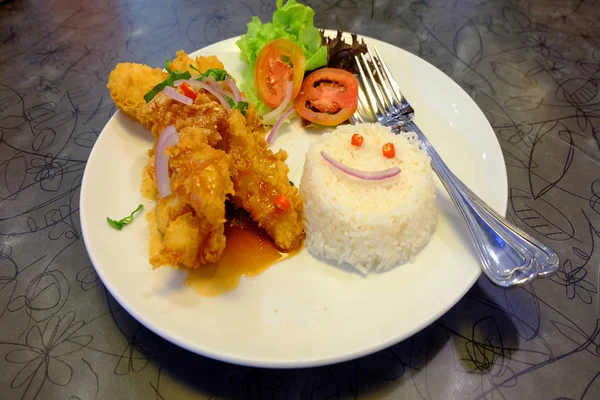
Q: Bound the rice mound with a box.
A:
[300,122,437,273]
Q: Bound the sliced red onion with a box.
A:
[203,76,225,96]
[240,95,247,102]
[203,77,235,106]
[266,107,295,145]
[263,81,293,124]
[173,79,189,87]
[320,151,401,181]
[156,125,180,198]
[221,86,234,98]
[163,86,192,105]
[225,77,241,103]
[174,79,230,111]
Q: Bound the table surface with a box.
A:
[1,0,599,399]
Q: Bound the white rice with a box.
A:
[300,122,437,273]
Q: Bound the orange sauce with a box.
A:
[185,211,298,296]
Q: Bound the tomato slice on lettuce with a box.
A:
[255,39,306,108]
[294,68,359,126]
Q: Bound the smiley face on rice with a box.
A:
[300,122,438,273]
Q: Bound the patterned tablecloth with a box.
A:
[1,0,599,399]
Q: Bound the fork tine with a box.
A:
[359,53,387,112]
[366,47,395,111]
[356,83,373,119]
[355,101,368,122]
[354,55,382,120]
[354,110,365,123]
[373,46,404,104]
[351,107,361,124]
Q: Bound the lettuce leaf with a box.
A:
[236,0,327,114]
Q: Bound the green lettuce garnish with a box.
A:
[236,0,327,114]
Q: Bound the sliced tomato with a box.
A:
[255,39,306,108]
[294,68,359,126]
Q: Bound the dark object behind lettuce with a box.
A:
[320,30,368,74]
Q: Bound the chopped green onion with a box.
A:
[107,204,144,231]
[189,65,228,81]
[143,58,197,103]
[226,97,249,116]
[233,101,249,115]
[144,70,192,103]
[144,58,230,102]
[165,58,174,73]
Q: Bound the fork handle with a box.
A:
[396,121,559,287]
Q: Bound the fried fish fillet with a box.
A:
[168,50,224,76]
[139,91,229,146]
[108,51,305,262]
[138,92,229,201]
[107,63,167,122]
[225,108,304,252]
[151,126,233,268]
[107,50,225,128]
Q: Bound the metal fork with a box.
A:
[353,47,559,288]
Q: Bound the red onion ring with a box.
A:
[203,76,227,98]
[225,77,241,103]
[263,81,293,124]
[320,151,401,180]
[266,107,295,145]
[174,79,231,111]
[155,125,180,198]
[163,86,192,105]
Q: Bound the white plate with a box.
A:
[80,32,507,368]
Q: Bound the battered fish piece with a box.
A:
[139,91,229,146]
[108,51,305,260]
[139,94,228,201]
[168,50,225,76]
[107,50,226,130]
[107,63,167,122]
[225,108,304,252]
[151,127,233,268]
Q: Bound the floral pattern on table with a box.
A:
[0,0,599,399]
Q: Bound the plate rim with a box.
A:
[80,31,508,368]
